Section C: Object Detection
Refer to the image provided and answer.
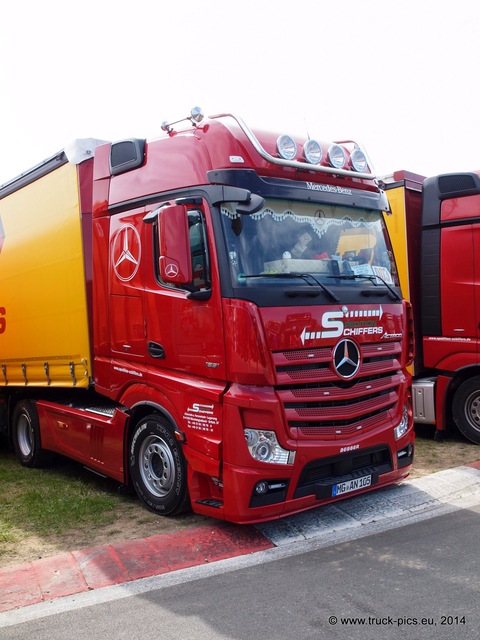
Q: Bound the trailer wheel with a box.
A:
[129,415,189,515]
[12,400,55,467]
[452,376,480,444]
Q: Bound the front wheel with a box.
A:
[128,415,189,515]
[452,376,480,444]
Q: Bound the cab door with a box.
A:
[440,193,480,356]
[473,223,480,353]
[440,224,477,339]
[143,200,226,382]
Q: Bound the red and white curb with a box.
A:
[0,522,273,613]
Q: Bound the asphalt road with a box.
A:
[2,500,479,640]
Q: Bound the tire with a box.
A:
[452,376,480,444]
[12,399,56,467]
[128,415,189,515]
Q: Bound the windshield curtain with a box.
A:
[220,199,399,288]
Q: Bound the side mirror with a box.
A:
[158,204,192,284]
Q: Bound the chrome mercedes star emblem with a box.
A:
[333,339,361,379]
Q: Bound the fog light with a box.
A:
[397,443,414,464]
[254,481,269,495]
[397,441,414,470]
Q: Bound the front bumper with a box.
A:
[191,430,414,524]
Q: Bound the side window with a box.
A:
[188,210,210,290]
[155,208,210,292]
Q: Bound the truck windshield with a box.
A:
[220,198,399,290]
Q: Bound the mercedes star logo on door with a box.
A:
[112,224,141,282]
[333,339,361,379]
[165,263,179,278]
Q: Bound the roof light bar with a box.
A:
[209,113,376,179]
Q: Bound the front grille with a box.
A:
[273,341,403,440]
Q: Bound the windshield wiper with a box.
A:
[327,273,401,302]
[240,273,340,303]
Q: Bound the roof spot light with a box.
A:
[351,148,368,173]
[277,135,297,161]
[303,139,323,164]
[328,144,346,169]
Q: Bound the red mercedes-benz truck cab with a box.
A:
[384,170,480,446]
[0,110,414,523]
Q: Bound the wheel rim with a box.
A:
[139,434,176,497]
[463,390,480,432]
[17,414,33,457]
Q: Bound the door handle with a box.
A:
[148,341,166,359]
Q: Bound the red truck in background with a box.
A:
[383,170,480,444]
[0,109,414,523]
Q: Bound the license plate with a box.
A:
[332,475,372,497]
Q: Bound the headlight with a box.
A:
[244,429,295,464]
[303,139,322,164]
[328,144,346,169]
[394,404,409,440]
[277,134,297,160]
[351,148,368,172]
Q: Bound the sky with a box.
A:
[1,0,480,187]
